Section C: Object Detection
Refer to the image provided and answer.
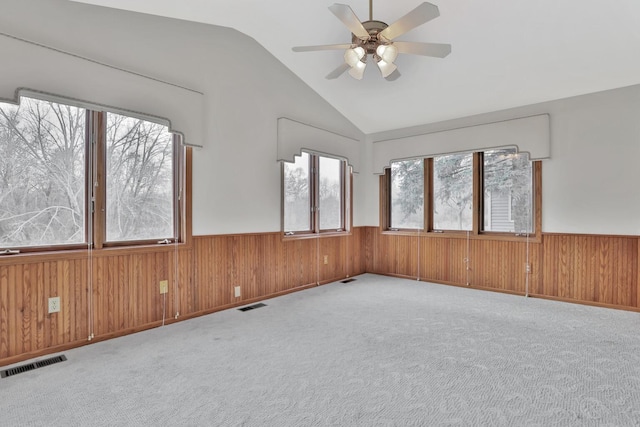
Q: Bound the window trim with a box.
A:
[282,152,313,236]
[317,155,347,233]
[282,152,351,238]
[381,152,542,242]
[95,111,184,249]
[432,152,475,233]
[386,158,427,232]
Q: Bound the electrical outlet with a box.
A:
[525,263,531,273]
[159,280,168,294]
[48,297,60,314]
[234,286,241,298]
[323,255,329,265]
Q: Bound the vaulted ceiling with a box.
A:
[69,0,640,134]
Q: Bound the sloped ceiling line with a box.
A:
[67,0,640,134]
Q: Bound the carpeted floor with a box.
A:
[2,273,640,426]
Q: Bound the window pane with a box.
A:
[390,159,424,229]
[433,153,473,230]
[319,156,342,230]
[284,152,311,232]
[484,149,533,233]
[0,97,86,247]
[105,113,174,242]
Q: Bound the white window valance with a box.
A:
[0,32,204,147]
[277,118,361,173]
[373,114,550,174]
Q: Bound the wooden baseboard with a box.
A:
[528,293,640,313]
[374,271,640,313]
[0,277,352,368]
[374,272,525,296]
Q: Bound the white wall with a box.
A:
[365,84,640,235]
[4,0,639,236]
[0,0,365,235]
[541,86,640,234]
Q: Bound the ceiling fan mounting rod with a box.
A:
[369,0,373,21]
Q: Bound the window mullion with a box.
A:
[92,111,106,249]
[312,154,320,233]
[425,158,433,232]
[175,137,186,243]
[339,161,345,230]
[472,152,482,236]
[380,172,389,231]
[172,134,182,243]
[84,111,93,247]
[534,161,542,235]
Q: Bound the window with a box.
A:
[0,97,87,248]
[318,156,343,230]
[283,152,349,235]
[483,149,532,233]
[390,159,424,229]
[283,152,311,233]
[0,95,185,252]
[105,112,175,242]
[433,153,473,231]
[382,148,539,238]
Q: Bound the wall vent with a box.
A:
[238,303,267,312]
[1,355,67,379]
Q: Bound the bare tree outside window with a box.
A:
[0,97,86,247]
[319,156,342,230]
[283,152,311,232]
[390,159,424,229]
[105,113,174,242]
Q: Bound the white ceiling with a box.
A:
[70,0,640,134]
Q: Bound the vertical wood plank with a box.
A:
[0,266,9,359]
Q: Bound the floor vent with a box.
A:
[341,278,357,283]
[238,303,267,312]
[1,355,67,379]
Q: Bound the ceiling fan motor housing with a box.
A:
[353,20,390,57]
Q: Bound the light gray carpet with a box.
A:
[2,273,640,426]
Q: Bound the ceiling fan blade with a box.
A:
[328,3,370,40]
[379,2,440,41]
[394,41,451,58]
[326,63,351,79]
[292,44,354,52]
[384,69,401,81]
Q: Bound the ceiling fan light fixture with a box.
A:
[376,59,397,78]
[344,46,366,67]
[376,44,398,63]
[348,60,367,80]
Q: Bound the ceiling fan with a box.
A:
[292,1,451,81]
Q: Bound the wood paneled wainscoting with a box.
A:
[3,226,637,366]
[365,227,640,310]
[0,228,367,366]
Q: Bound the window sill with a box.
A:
[282,230,351,241]
[0,242,191,266]
[380,229,541,244]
